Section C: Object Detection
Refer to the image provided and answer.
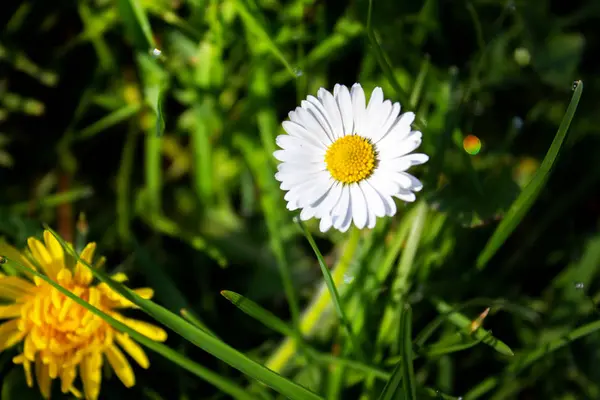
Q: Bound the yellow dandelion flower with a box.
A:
[0,230,167,400]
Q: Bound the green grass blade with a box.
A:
[8,187,93,213]
[43,227,323,400]
[477,81,584,269]
[77,103,141,140]
[400,305,418,400]
[377,346,404,400]
[465,319,600,400]
[298,222,366,362]
[1,257,254,400]
[433,299,514,356]
[132,237,217,337]
[117,0,155,50]
[221,290,295,337]
[234,0,296,78]
[366,0,410,106]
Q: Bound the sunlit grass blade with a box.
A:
[264,227,362,373]
[377,307,419,400]
[132,237,217,337]
[432,299,514,356]
[43,227,323,400]
[400,305,418,400]
[298,221,366,361]
[1,257,255,400]
[477,81,584,269]
[8,187,93,213]
[221,290,295,337]
[422,333,486,357]
[464,319,600,400]
[77,104,141,140]
[366,0,410,106]
[234,0,296,78]
[117,0,155,50]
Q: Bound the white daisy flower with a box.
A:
[274,83,429,233]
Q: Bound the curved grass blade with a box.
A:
[234,0,296,78]
[366,0,410,106]
[117,0,155,50]
[2,257,254,400]
[377,305,417,400]
[298,221,366,362]
[221,290,295,337]
[464,319,600,400]
[401,306,418,400]
[477,81,584,269]
[432,299,514,356]
[43,227,323,400]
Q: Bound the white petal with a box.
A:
[378,112,415,143]
[364,87,384,138]
[294,106,334,145]
[333,185,351,217]
[335,209,353,232]
[282,121,327,148]
[312,181,343,218]
[351,84,367,136]
[318,88,344,139]
[277,161,326,174]
[368,170,401,196]
[273,149,324,163]
[359,180,386,218]
[394,190,416,203]
[300,206,317,221]
[400,173,423,191]
[335,85,354,135]
[377,133,423,160]
[333,84,341,97]
[372,102,401,143]
[319,215,333,232]
[367,209,377,229]
[365,99,391,141]
[297,173,332,208]
[397,153,429,166]
[301,99,336,144]
[377,157,413,172]
[350,184,368,229]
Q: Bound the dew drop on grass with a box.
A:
[293,68,304,77]
[151,48,162,58]
[572,81,580,91]
[575,282,585,290]
[343,273,354,284]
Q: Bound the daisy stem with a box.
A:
[264,229,360,372]
[299,222,366,362]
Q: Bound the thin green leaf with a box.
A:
[2,258,254,400]
[465,319,600,400]
[43,227,323,400]
[77,103,141,140]
[117,0,155,50]
[234,0,296,78]
[221,290,295,337]
[432,299,514,356]
[298,222,366,362]
[400,306,418,400]
[366,0,410,106]
[378,342,404,400]
[477,81,584,269]
[8,187,93,213]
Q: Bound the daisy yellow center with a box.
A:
[325,135,376,184]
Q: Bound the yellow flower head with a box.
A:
[0,230,167,400]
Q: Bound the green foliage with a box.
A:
[1,0,600,399]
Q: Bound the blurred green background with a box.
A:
[1,0,600,399]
